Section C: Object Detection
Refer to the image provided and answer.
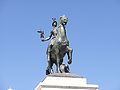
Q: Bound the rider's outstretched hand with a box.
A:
[37,30,44,38]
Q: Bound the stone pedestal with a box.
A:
[35,73,99,90]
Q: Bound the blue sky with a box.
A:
[0,0,120,90]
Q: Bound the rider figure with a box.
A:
[41,17,57,63]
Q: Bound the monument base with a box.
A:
[35,73,99,90]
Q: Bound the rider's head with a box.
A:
[60,15,68,25]
[52,17,57,27]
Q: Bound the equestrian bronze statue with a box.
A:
[38,15,73,75]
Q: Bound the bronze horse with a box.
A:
[38,16,73,75]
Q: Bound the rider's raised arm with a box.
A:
[41,31,53,42]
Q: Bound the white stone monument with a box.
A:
[8,87,13,90]
[34,73,99,90]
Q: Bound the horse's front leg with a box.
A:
[66,46,73,64]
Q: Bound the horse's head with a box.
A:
[60,15,68,25]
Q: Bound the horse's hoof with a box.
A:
[68,59,72,64]
[46,69,50,75]
[60,64,70,73]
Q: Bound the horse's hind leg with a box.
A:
[55,48,61,73]
[46,61,51,75]
[46,60,53,75]
[46,45,53,75]
[56,56,60,73]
